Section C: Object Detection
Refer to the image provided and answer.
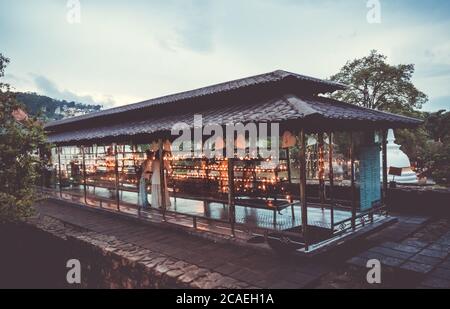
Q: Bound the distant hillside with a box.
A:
[15,92,103,121]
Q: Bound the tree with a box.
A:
[421,110,450,185]
[329,51,450,186]
[0,53,47,223]
[424,110,450,143]
[427,142,450,185]
[330,50,428,113]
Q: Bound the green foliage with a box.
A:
[0,53,48,223]
[331,50,450,185]
[15,92,102,121]
[427,142,450,185]
[424,110,450,142]
[421,111,450,185]
[330,50,428,113]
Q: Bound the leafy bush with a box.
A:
[0,53,47,223]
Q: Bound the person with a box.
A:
[105,146,117,200]
[137,150,153,209]
[151,150,172,208]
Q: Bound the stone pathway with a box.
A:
[346,218,450,288]
[33,199,443,288]
[35,199,333,288]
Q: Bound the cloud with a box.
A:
[152,0,214,53]
[416,64,450,78]
[2,0,450,112]
[32,74,115,107]
[422,96,450,112]
[175,0,213,53]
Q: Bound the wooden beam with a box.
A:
[382,129,388,214]
[159,139,167,221]
[227,157,236,237]
[114,144,120,211]
[350,133,356,230]
[57,146,62,198]
[299,129,308,250]
[81,145,87,204]
[318,132,325,207]
[285,147,294,220]
[328,132,335,232]
[286,148,292,184]
[131,143,141,217]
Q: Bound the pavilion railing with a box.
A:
[36,186,389,251]
[331,203,388,237]
[36,186,302,243]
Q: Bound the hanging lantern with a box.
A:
[281,130,296,148]
[235,134,246,149]
[307,135,317,147]
[163,139,172,152]
[150,141,159,152]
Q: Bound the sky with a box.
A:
[1,0,449,112]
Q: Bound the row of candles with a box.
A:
[170,174,287,183]
[56,146,358,186]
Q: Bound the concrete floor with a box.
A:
[61,185,354,230]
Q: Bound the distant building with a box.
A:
[380,129,418,184]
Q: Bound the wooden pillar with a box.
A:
[81,145,87,204]
[114,144,120,211]
[318,132,326,207]
[350,133,356,230]
[57,146,62,198]
[159,139,167,221]
[382,130,388,214]
[286,148,292,184]
[172,156,177,207]
[284,148,295,219]
[299,129,308,250]
[131,143,140,216]
[227,157,236,237]
[328,132,335,232]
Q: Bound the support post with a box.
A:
[131,143,141,217]
[382,129,388,215]
[318,132,325,207]
[114,144,120,211]
[286,148,292,184]
[299,129,308,250]
[57,146,62,198]
[328,132,335,232]
[350,133,356,230]
[227,157,236,237]
[81,145,87,204]
[159,139,167,221]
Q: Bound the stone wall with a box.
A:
[0,216,253,289]
[304,184,450,215]
[387,186,450,216]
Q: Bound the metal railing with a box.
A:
[331,204,388,237]
[36,186,388,252]
[37,186,288,240]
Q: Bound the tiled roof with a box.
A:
[47,94,422,144]
[45,70,346,129]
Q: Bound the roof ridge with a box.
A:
[316,96,423,122]
[283,94,320,117]
[45,70,346,129]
